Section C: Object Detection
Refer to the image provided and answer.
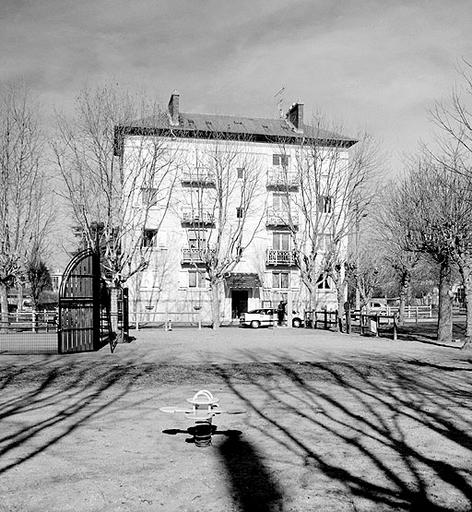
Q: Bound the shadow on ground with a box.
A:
[215,355,472,511]
[0,360,133,475]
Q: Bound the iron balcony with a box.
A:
[181,208,215,226]
[181,168,216,187]
[265,248,297,266]
[266,169,299,189]
[181,247,209,264]
[266,208,299,227]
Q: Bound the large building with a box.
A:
[115,92,357,326]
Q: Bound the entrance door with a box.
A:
[232,290,248,319]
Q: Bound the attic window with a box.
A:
[188,119,195,129]
[205,120,213,130]
[234,120,244,127]
[262,124,269,129]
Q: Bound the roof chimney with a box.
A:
[287,102,304,132]
[168,90,180,126]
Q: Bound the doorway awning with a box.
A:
[226,273,262,289]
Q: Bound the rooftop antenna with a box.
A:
[274,86,286,118]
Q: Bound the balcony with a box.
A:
[181,168,216,187]
[181,208,215,226]
[266,169,299,189]
[266,208,298,227]
[181,248,206,264]
[266,248,296,266]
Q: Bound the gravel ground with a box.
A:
[1,327,471,511]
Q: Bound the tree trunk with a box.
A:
[459,265,472,349]
[309,284,317,329]
[398,271,411,325]
[335,270,345,333]
[437,258,453,343]
[0,282,9,332]
[110,286,119,336]
[210,281,221,330]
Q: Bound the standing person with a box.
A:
[277,300,286,326]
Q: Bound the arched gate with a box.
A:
[58,248,109,353]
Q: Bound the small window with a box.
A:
[273,232,290,251]
[236,207,243,219]
[317,195,333,213]
[273,193,289,211]
[189,271,206,288]
[237,167,244,179]
[142,229,158,248]
[141,187,158,207]
[273,154,289,166]
[272,272,289,289]
[187,229,207,249]
[205,120,213,130]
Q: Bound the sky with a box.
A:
[2,0,472,169]
[1,0,472,173]
[1,0,472,267]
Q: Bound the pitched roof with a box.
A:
[125,111,357,147]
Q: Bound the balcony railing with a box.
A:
[266,208,298,227]
[181,208,215,225]
[181,247,211,264]
[265,248,296,266]
[267,169,299,189]
[181,168,216,186]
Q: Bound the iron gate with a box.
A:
[58,248,104,353]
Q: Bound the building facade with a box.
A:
[116,92,357,325]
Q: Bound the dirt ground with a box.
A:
[1,327,472,511]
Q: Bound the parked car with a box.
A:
[239,308,304,328]
[367,301,388,315]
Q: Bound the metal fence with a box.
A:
[0,312,58,353]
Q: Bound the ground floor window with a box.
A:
[272,271,289,289]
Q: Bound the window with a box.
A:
[236,207,243,218]
[319,234,333,252]
[317,274,331,289]
[272,272,289,289]
[317,195,333,213]
[273,232,290,251]
[189,271,206,288]
[237,167,244,179]
[142,229,158,248]
[187,229,207,249]
[272,192,289,211]
[273,154,289,166]
[141,187,158,207]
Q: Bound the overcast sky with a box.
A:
[1,0,471,172]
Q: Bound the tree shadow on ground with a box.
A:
[218,435,284,512]
[0,360,133,475]
[215,356,472,511]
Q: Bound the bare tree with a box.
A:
[52,85,177,330]
[390,154,472,343]
[26,241,52,311]
[274,122,376,329]
[0,84,50,329]
[378,190,421,324]
[181,136,264,328]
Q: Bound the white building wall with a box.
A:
[122,135,347,325]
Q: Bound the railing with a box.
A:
[181,248,207,263]
[266,208,298,227]
[404,305,432,318]
[181,208,215,225]
[267,169,299,188]
[265,248,296,266]
[0,311,58,333]
[181,168,216,186]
